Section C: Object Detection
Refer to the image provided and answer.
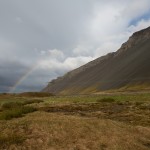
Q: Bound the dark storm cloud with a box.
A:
[0,60,28,92]
[0,0,150,92]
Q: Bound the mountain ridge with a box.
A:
[43,27,150,94]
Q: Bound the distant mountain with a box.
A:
[43,27,150,94]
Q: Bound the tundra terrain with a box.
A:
[0,92,150,150]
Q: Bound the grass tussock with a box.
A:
[97,97,115,103]
[0,106,36,120]
[0,101,37,120]
[1,99,43,108]
[22,99,44,105]
[2,102,23,109]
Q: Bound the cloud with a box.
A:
[0,0,150,92]
[121,0,150,21]
[0,60,29,92]
[38,55,93,72]
[47,49,65,60]
[15,17,23,23]
[127,19,150,32]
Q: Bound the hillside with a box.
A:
[43,27,150,95]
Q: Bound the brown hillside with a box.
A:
[43,27,150,94]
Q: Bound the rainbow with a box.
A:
[9,64,38,93]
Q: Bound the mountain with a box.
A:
[43,27,150,95]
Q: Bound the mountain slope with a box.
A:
[43,27,150,94]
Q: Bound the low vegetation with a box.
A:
[0,100,38,120]
[0,106,36,120]
[97,97,115,103]
[0,134,25,148]
[0,93,150,149]
[18,92,55,97]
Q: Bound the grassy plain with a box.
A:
[0,92,150,150]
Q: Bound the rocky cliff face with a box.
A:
[117,27,150,55]
[43,27,150,94]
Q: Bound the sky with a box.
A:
[0,0,150,93]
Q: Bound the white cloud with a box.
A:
[94,42,121,58]
[127,19,150,33]
[38,55,93,71]
[39,49,65,60]
[121,0,150,21]
[73,45,94,57]
[15,17,23,23]
[89,5,124,40]
[48,49,65,60]
[63,56,93,69]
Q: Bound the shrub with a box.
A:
[2,102,23,110]
[21,106,37,114]
[97,98,115,103]
[2,99,43,110]
[22,99,43,105]
[0,107,36,120]
[135,102,143,106]
[0,109,22,120]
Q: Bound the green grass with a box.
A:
[0,100,37,120]
[1,92,150,105]
[43,93,150,104]
[0,106,36,120]
[2,102,23,109]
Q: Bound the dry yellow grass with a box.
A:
[0,111,150,150]
[0,93,150,150]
